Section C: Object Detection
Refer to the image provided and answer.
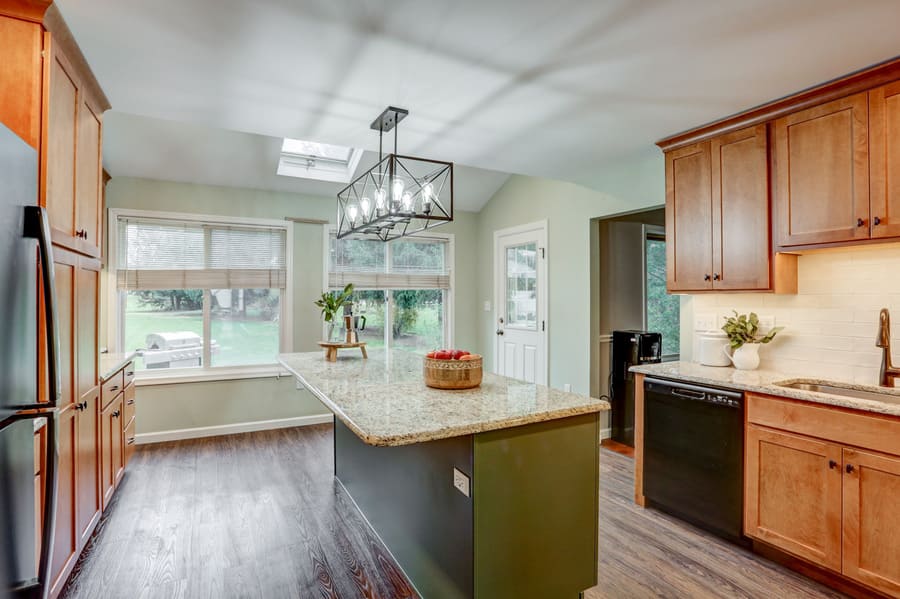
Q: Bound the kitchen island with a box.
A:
[279,350,608,599]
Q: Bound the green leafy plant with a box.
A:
[722,311,783,349]
[314,284,354,323]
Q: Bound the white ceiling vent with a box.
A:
[277,138,364,183]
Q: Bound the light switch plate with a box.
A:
[453,468,470,497]
[694,312,716,331]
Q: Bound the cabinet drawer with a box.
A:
[101,370,123,409]
[123,383,135,429]
[123,361,135,388]
[123,418,136,466]
[747,393,900,456]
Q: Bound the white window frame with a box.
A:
[108,208,294,384]
[322,225,455,350]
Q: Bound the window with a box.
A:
[327,232,452,353]
[277,138,364,183]
[113,212,290,373]
[644,228,680,357]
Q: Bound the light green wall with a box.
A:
[104,177,479,436]
[475,154,664,401]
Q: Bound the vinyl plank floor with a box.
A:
[61,425,844,599]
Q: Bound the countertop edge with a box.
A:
[280,357,609,447]
[630,362,900,419]
[99,352,137,382]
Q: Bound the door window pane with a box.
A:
[210,289,280,367]
[506,242,537,330]
[391,290,444,352]
[645,237,680,356]
[123,290,204,371]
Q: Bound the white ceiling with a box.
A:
[102,111,511,211]
[59,0,900,202]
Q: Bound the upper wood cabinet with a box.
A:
[0,15,43,148]
[869,81,900,239]
[774,93,870,247]
[665,141,713,291]
[665,125,789,292]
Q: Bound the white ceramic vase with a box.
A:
[725,343,760,370]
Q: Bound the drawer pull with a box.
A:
[112,410,120,418]
[125,371,134,377]
[109,385,119,392]
[126,399,135,405]
[127,438,135,446]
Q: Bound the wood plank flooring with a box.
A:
[60,425,845,599]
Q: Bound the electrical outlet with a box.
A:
[694,313,716,331]
[758,315,776,331]
[453,468,470,497]
[563,383,572,392]
[483,301,491,312]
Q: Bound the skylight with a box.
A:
[277,138,364,184]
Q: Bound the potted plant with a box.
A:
[314,283,354,341]
[721,311,783,370]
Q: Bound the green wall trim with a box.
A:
[473,413,600,599]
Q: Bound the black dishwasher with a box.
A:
[643,377,747,544]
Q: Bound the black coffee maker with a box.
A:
[610,330,662,446]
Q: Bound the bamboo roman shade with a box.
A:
[116,217,287,290]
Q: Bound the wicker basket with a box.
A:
[423,356,483,390]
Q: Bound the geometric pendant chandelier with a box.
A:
[336,106,454,241]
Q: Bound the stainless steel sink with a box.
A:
[775,380,900,404]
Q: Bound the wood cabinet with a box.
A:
[869,81,900,239]
[745,424,843,572]
[49,403,77,598]
[75,385,100,547]
[774,93,870,247]
[746,393,900,597]
[0,15,44,148]
[100,394,123,509]
[665,125,791,292]
[841,448,900,596]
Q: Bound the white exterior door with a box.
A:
[494,222,547,384]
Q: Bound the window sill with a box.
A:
[135,366,292,387]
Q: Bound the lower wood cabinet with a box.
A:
[746,394,900,597]
[100,393,124,509]
[49,404,77,598]
[75,385,100,548]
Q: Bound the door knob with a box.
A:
[496,330,504,336]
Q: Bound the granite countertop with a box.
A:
[278,350,609,447]
[630,361,900,418]
[99,352,137,382]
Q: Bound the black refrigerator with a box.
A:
[610,330,662,446]
[0,124,60,599]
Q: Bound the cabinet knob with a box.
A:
[713,273,720,281]
[857,218,866,228]
[845,463,855,474]
[874,216,882,226]
[112,410,120,418]
[703,274,711,281]
[828,460,838,470]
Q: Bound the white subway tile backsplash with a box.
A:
[684,246,900,386]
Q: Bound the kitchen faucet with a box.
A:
[876,308,900,387]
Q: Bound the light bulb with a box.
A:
[401,191,413,212]
[374,188,386,215]
[391,178,405,212]
[348,204,358,224]
[422,182,434,214]
[360,197,371,219]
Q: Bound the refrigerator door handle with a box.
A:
[5,410,58,599]
[23,206,60,409]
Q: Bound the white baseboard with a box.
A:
[135,413,334,445]
[600,427,612,440]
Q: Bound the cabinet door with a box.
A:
[75,258,99,403]
[49,404,77,598]
[744,425,843,572]
[50,247,76,408]
[711,125,770,290]
[0,16,43,148]
[75,98,102,250]
[665,141,713,291]
[774,92,869,246]
[869,82,900,239]
[44,42,79,240]
[842,448,900,596]
[101,393,125,508]
[75,385,100,546]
